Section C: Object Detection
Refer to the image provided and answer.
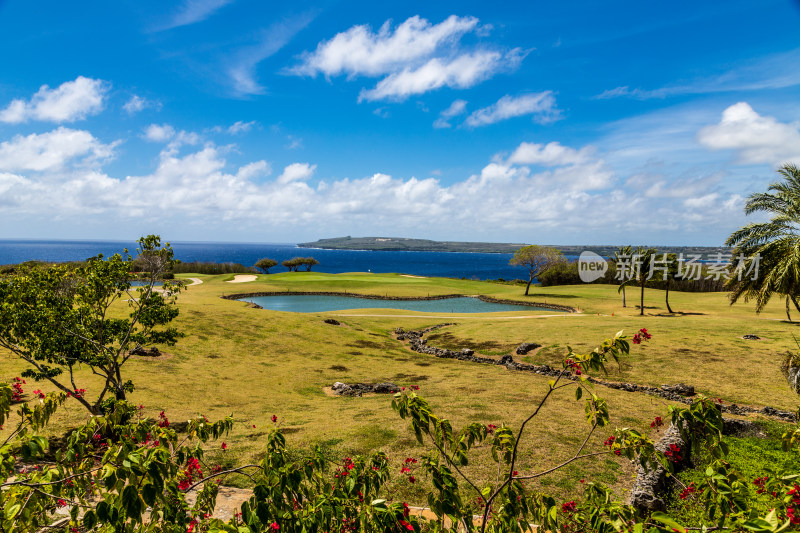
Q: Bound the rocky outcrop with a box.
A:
[324,318,341,325]
[331,382,400,397]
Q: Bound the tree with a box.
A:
[282,258,300,271]
[254,258,278,274]
[726,164,800,321]
[300,257,319,271]
[0,235,183,414]
[509,245,567,296]
[649,252,680,314]
[617,247,656,316]
[613,245,633,307]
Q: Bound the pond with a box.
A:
[239,294,555,314]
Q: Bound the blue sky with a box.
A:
[1,0,799,245]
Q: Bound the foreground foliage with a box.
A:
[3,329,800,532]
[0,236,182,414]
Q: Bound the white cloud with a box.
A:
[293,15,479,77]
[0,127,116,173]
[697,102,800,165]
[277,162,316,184]
[464,92,559,127]
[143,124,176,143]
[293,15,523,102]
[359,49,523,102]
[227,120,256,134]
[236,160,270,180]
[509,141,589,166]
[123,95,159,115]
[156,0,233,31]
[0,77,108,123]
[433,99,467,128]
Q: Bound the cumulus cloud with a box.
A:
[0,131,743,242]
[293,15,478,77]
[359,49,523,102]
[697,102,800,165]
[0,77,108,123]
[143,124,176,143]
[433,99,467,128]
[292,15,522,102]
[464,92,559,127]
[277,162,316,184]
[0,128,116,172]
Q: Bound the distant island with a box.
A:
[297,237,731,256]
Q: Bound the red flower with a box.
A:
[399,519,414,531]
[221,442,227,450]
[271,415,278,423]
[269,522,280,530]
[561,501,577,513]
[632,334,641,344]
[650,416,663,429]
[487,424,497,434]
[57,499,67,507]
[408,475,416,484]
[664,443,682,463]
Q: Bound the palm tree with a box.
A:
[726,164,800,321]
[613,245,632,307]
[618,247,656,316]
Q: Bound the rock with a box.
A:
[722,417,765,438]
[324,318,341,325]
[516,342,541,355]
[499,355,514,365]
[630,423,690,511]
[660,383,695,396]
[130,346,161,357]
[371,382,399,394]
[461,348,474,356]
[332,382,348,391]
[742,334,760,340]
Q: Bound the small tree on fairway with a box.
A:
[509,245,567,296]
[0,235,182,414]
[254,258,278,274]
[301,257,319,271]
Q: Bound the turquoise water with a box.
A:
[240,294,553,313]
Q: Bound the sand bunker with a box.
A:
[226,275,257,283]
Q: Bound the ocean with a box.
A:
[0,239,539,281]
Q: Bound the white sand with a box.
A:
[226,275,257,283]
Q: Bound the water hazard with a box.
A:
[239,294,555,314]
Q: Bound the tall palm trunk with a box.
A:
[621,285,626,307]
[665,279,674,313]
[640,280,645,316]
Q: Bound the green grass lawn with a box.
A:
[2,272,798,505]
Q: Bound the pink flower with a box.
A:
[271,415,278,423]
[221,442,227,451]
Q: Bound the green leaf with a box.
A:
[83,510,98,530]
[575,387,583,400]
[650,512,685,532]
[4,503,20,520]
[122,484,143,521]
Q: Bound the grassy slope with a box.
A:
[2,272,797,504]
